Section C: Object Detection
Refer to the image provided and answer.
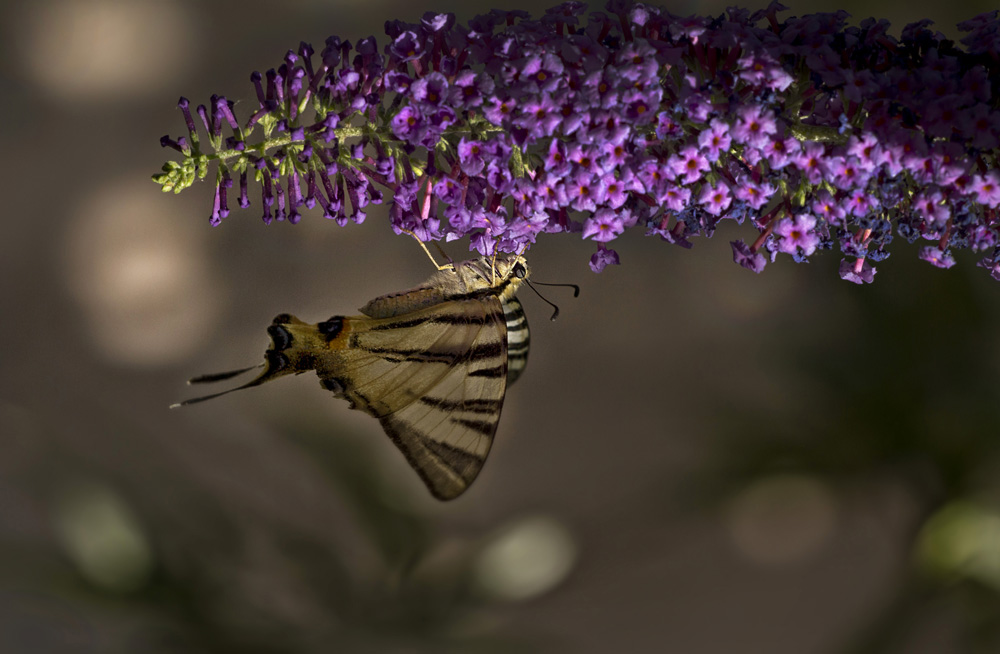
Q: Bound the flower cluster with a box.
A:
[154,1,1000,281]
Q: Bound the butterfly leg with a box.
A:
[398,228,454,272]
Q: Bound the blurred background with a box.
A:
[3,0,1000,652]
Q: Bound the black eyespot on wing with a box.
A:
[321,377,346,394]
[266,324,293,351]
[318,316,344,341]
[265,350,289,372]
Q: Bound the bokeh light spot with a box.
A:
[62,179,223,367]
[916,501,1000,589]
[473,515,577,601]
[52,481,154,594]
[13,0,193,101]
[726,474,838,566]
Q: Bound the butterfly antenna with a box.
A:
[528,280,581,297]
[523,279,580,321]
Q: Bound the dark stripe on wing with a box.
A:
[379,416,475,500]
[367,313,493,331]
[362,341,502,363]
[468,365,506,378]
[363,348,458,364]
[422,439,486,478]
[451,417,497,436]
[419,397,503,413]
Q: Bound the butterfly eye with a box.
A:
[513,262,526,279]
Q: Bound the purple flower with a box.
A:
[483,95,517,125]
[582,208,627,242]
[731,240,767,273]
[793,142,831,185]
[919,246,956,269]
[655,111,683,140]
[845,190,879,218]
[516,95,562,138]
[972,172,1000,208]
[450,70,494,107]
[390,31,423,62]
[734,180,775,211]
[697,119,731,162]
[589,245,620,273]
[603,176,628,209]
[458,138,487,176]
[390,105,423,142]
[698,183,733,216]
[732,105,776,148]
[839,258,878,284]
[911,190,950,234]
[669,146,710,184]
[846,134,887,172]
[812,192,847,229]
[410,72,449,107]
[774,214,820,258]
[762,135,799,170]
[661,184,691,212]
[831,157,870,191]
[521,52,564,93]
[535,172,569,209]
[421,12,454,33]
[568,171,600,213]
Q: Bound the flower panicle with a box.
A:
[153,0,1000,282]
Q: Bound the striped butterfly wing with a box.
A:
[173,255,534,501]
[315,296,510,500]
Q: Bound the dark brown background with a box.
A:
[3,0,1000,652]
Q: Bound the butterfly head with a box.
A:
[459,253,530,298]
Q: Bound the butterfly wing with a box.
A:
[174,255,536,501]
[316,297,508,500]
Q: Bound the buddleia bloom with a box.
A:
[154,1,1000,282]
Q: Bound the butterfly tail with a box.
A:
[171,314,326,408]
[187,365,262,384]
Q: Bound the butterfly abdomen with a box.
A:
[503,297,530,385]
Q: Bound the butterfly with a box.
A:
[173,253,537,500]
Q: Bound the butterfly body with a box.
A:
[176,254,531,500]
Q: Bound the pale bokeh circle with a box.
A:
[14,0,194,101]
[62,178,223,367]
[53,480,154,593]
[473,515,577,601]
[726,474,838,566]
